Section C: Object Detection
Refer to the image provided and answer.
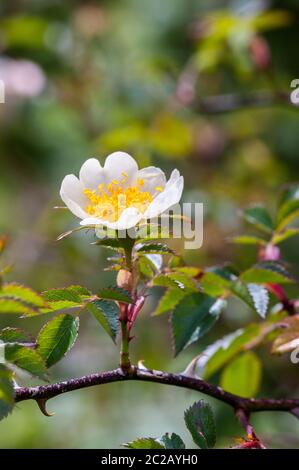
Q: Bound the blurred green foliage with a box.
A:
[1,0,299,448]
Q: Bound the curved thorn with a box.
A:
[137,359,148,370]
[36,398,55,417]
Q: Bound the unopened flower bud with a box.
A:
[117,269,133,291]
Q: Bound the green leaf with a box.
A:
[175,266,202,277]
[42,286,90,303]
[5,344,48,379]
[276,186,299,230]
[220,351,262,397]
[200,271,232,297]
[172,293,226,355]
[243,205,273,234]
[94,238,125,250]
[0,283,46,308]
[139,256,156,278]
[97,287,132,304]
[87,299,119,342]
[184,400,216,449]
[197,321,281,379]
[40,300,83,314]
[136,243,174,255]
[168,255,185,268]
[154,288,187,316]
[0,364,14,421]
[160,433,186,449]
[36,314,79,367]
[243,204,273,233]
[247,283,269,318]
[0,327,32,344]
[240,261,295,284]
[229,235,267,246]
[0,298,37,315]
[153,273,198,292]
[124,438,165,449]
[230,280,269,317]
[272,228,299,245]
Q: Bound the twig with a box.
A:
[14,367,299,416]
[195,90,296,114]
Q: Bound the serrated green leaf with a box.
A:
[172,293,226,355]
[94,238,125,250]
[247,283,269,318]
[5,344,48,379]
[200,271,232,297]
[240,261,295,284]
[220,351,261,397]
[184,400,216,449]
[230,279,263,315]
[154,288,187,316]
[42,286,90,303]
[153,273,198,292]
[0,283,46,308]
[97,287,132,304]
[139,255,156,278]
[160,433,186,449]
[137,243,174,255]
[0,298,37,315]
[167,272,198,292]
[197,321,282,379]
[36,314,79,367]
[243,205,273,234]
[124,437,165,449]
[0,364,14,421]
[153,274,181,289]
[87,299,119,342]
[40,300,83,314]
[0,327,32,344]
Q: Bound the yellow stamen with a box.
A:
[121,172,129,185]
[83,178,153,223]
[155,186,163,192]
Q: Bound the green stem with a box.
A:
[123,237,134,270]
[119,237,135,372]
[120,317,131,372]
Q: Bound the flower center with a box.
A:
[83,175,154,222]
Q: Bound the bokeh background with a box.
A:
[1,0,299,449]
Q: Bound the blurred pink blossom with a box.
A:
[0,57,46,98]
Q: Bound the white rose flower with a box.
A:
[60,151,184,230]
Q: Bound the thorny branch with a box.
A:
[14,366,299,420]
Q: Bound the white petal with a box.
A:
[80,217,104,226]
[81,207,144,230]
[104,151,138,185]
[134,166,166,196]
[60,174,89,219]
[79,158,105,189]
[166,169,180,187]
[144,174,184,219]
